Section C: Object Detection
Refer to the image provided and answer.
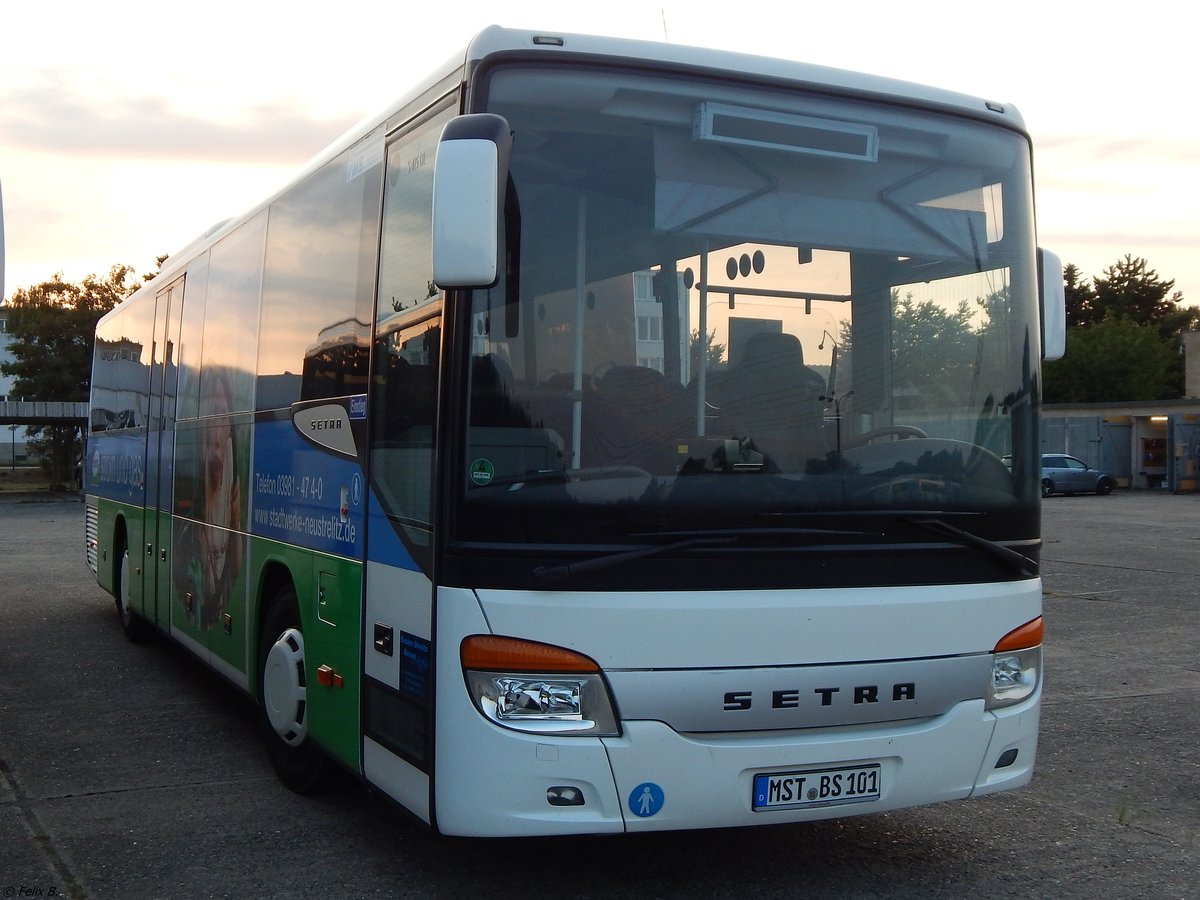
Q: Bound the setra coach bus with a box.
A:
[85,26,1066,836]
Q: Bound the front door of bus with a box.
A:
[144,276,183,626]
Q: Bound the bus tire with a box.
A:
[258,587,329,793]
[115,534,151,642]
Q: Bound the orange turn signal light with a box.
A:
[993,616,1044,653]
[461,635,599,673]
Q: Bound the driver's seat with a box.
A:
[715,332,827,468]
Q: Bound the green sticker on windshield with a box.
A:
[469,458,495,486]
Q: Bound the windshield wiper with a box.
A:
[634,527,881,540]
[530,527,880,588]
[905,517,1038,578]
[475,465,655,491]
[532,536,735,587]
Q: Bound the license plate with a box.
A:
[753,764,882,811]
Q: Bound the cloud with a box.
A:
[1035,133,1200,166]
[0,78,358,165]
[1041,231,1200,251]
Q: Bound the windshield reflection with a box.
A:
[450,64,1040,551]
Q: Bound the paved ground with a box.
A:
[0,490,1197,899]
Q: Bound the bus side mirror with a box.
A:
[431,114,513,289]
[1038,248,1066,361]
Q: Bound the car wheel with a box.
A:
[1041,479,1055,498]
[258,586,329,793]
[1096,477,1114,495]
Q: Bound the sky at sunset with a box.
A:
[1,1,1194,304]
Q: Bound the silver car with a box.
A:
[1041,454,1116,497]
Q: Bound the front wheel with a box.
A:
[1041,479,1055,498]
[258,588,329,793]
[1096,477,1114,495]
[116,540,150,642]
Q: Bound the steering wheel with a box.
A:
[843,425,928,449]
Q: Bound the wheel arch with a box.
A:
[254,555,333,792]
[255,559,300,694]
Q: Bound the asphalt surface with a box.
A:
[1,490,1197,899]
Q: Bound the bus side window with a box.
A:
[368,103,454,553]
[370,350,437,537]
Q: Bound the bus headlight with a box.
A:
[985,617,1043,710]
[461,635,620,736]
[986,646,1041,709]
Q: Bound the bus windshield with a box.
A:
[448,64,1041,561]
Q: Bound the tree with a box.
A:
[1042,317,1173,403]
[690,328,727,371]
[1063,263,1101,328]
[890,292,978,400]
[1092,255,1186,332]
[1,265,138,486]
[142,253,170,283]
[1045,255,1194,402]
[832,290,995,418]
[1097,256,1197,397]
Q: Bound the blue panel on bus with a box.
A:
[87,431,147,504]
[249,418,365,559]
[364,489,421,572]
[399,631,431,699]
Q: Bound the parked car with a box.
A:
[1040,453,1116,497]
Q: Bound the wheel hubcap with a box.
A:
[263,628,307,746]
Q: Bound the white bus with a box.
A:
[86,26,1065,836]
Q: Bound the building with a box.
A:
[1042,332,1200,492]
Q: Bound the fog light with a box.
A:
[995,749,1019,768]
[547,786,586,807]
